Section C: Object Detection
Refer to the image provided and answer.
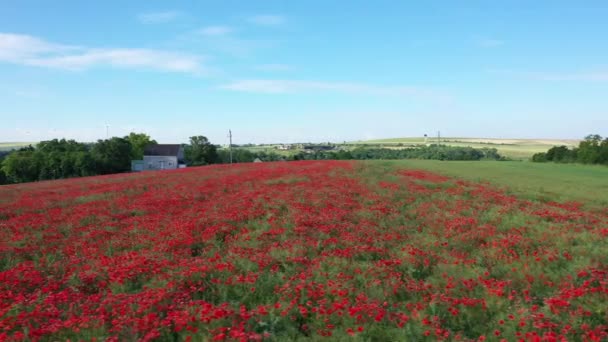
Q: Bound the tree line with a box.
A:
[531,134,608,165]
[0,135,503,185]
[0,133,219,184]
[217,145,504,163]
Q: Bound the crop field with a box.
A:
[0,161,607,341]
[353,138,579,160]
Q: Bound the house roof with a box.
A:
[143,144,182,156]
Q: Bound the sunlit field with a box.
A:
[354,138,579,160]
[1,161,606,341]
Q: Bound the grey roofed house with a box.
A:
[141,144,185,171]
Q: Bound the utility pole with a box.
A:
[228,129,233,164]
[437,131,440,145]
[106,124,109,139]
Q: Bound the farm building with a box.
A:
[132,144,185,171]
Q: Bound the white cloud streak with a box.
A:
[248,15,285,26]
[137,11,181,24]
[219,79,448,99]
[0,33,204,73]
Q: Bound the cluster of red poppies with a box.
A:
[0,161,606,341]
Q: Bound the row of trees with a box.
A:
[217,145,504,163]
[317,145,504,161]
[0,133,221,185]
[0,133,156,184]
[531,134,608,164]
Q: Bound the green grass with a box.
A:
[374,160,608,207]
[351,137,579,160]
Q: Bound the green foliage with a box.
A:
[0,151,13,184]
[531,152,547,162]
[577,134,602,164]
[184,136,218,166]
[125,132,157,160]
[2,148,41,183]
[90,137,132,174]
[0,132,224,184]
[0,138,134,184]
[532,134,608,166]
[215,145,503,164]
[217,148,255,163]
[287,145,503,162]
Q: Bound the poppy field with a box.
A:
[0,160,607,341]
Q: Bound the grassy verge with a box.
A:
[372,160,608,207]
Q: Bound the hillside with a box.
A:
[352,137,579,160]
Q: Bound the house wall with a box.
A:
[143,156,179,170]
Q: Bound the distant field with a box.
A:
[0,142,35,151]
[353,137,579,160]
[377,159,608,207]
[234,145,294,156]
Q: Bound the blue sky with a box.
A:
[1,1,607,144]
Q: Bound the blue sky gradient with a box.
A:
[1,1,607,144]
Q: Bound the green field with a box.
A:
[0,142,35,152]
[375,159,608,207]
[352,137,579,160]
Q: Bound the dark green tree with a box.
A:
[599,138,608,165]
[0,151,13,184]
[577,134,602,164]
[184,136,218,166]
[125,132,157,160]
[217,149,254,163]
[1,147,42,183]
[545,145,576,163]
[35,139,92,179]
[91,137,132,174]
[531,152,548,162]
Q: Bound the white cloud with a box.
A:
[254,63,292,71]
[0,33,204,73]
[197,26,233,36]
[27,49,202,72]
[219,79,448,99]
[0,33,76,62]
[248,15,285,26]
[137,10,181,24]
